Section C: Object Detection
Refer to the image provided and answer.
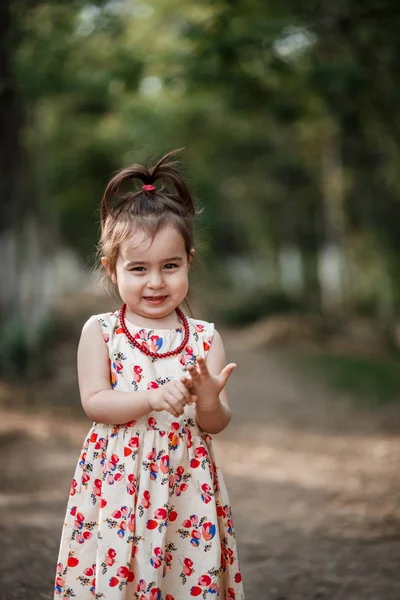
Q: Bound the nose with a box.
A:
[148,270,165,289]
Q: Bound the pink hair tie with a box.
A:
[142,184,156,192]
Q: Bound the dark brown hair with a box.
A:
[98,149,200,297]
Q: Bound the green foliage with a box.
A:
[222,292,306,326]
[6,0,400,322]
[297,351,400,405]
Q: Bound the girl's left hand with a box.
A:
[180,356,237,401]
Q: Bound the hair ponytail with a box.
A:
[100,149,196,228]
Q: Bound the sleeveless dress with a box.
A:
[54,310,245,600]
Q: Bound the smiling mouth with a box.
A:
[144,296,168,302]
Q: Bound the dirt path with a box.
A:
[1,334,400,599]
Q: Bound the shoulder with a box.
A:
[80,311,118,344]
[187,317,215,338]
[187,317,216,358]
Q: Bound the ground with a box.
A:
[1,328,400,599]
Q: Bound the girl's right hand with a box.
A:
[148,380,197,417]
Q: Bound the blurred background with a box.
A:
[1,1,400,599]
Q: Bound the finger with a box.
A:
[175,379,191,396]
[219,363,237,387]
[173,381,191,403]
[163,401,180,418]
[166,390,186,411]
[166,399,184,416]
[196,356,209,375]
[169,382,187,401]
[180,375,193,389]
[187,394,197,405]
[187,364,200,381]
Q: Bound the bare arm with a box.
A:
[78,318,153,424]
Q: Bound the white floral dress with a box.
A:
[54,310,245,600]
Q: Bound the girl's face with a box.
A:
[102,224,193,325]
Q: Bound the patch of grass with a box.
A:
[295,351,400,405]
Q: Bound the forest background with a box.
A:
[2,0,400,402]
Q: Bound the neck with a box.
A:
[123,306,182,329]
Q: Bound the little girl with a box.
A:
[54,150,245,600]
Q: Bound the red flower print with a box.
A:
[147,519,158,530]
[90,432,98,443]
[195,446,207,459]
[93,478,102,496]
[142,490,151,508]
[114,359,123,373]
[234,573,242,583]
[110,453,119,465]
[124,446,132,456]
[149,335,163,353]
[67,556,79,568]
[137,579,146,592]
[147,381,159,389]
[109,577,119,587]
[190,458,200,468]
[169,509,178,522]
[196,324,205,333]
[183,557,194,576]
[100,498,107,508]
[190,587,202,597]
[160,454,169,474]
[201,483,212,504]
[198,574,212,586]
[105,548,116,566]
[154,507,167,520]
[117,566,130,578]
[94,437,106,450]
[133,365,143,383]
[70,506,77,516]
[70,478,78,496]
[128,436,139,448]
[103,332,110,342]
[202,521,216,541]
[84,567,94,576]
[127,473,137,495]
[227,587,236,600]
[166,595,175,600]
[150,546,163,569]
[150,462,159,480]
[128,514,135,532]
[74,512,84,529]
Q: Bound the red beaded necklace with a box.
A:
[119,303,190,359]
